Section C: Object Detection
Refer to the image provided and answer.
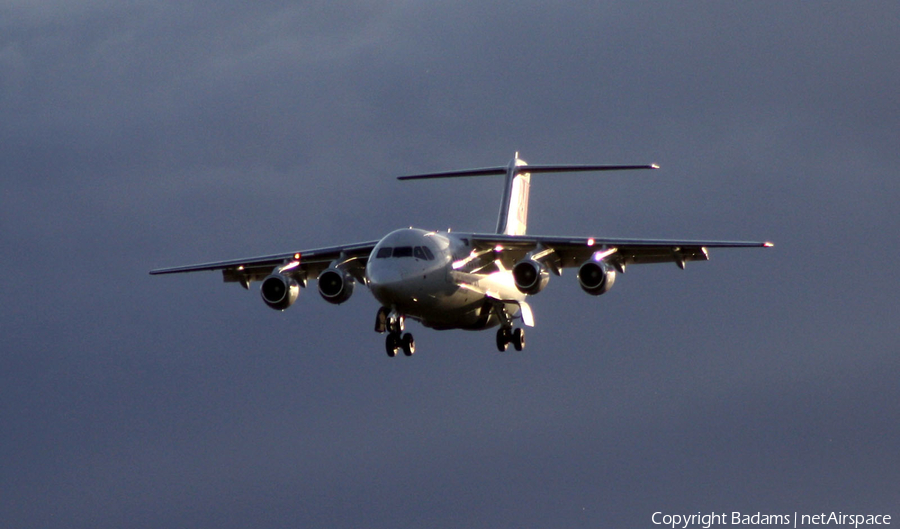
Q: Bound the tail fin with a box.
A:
[397,153,658,236]
[497,154,530,235]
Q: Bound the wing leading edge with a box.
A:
[149,240,380,287]
[459,233,772,272]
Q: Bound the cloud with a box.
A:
[2,2,898,528]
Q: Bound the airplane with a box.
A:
[150,153,772,357]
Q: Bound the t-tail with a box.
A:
[397,153,659,236]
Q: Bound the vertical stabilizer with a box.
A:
[496,154,530,236]
[396,154,658,235]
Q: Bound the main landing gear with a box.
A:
[496,326,525,352]
[376,307,415,357]
[492,301,525,352]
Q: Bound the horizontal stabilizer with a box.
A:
[397,167,507,180]
[397,163,657,180]
[525,164,658,173]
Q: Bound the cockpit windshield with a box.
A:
[374,246,435,260]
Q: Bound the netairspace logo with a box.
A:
[651,511,892,528]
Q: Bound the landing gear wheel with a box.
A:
[496,327,511,352]
[401,333,416,356]
[512,327,525,351]
[385,333,399,357]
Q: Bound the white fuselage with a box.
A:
[365,228,524,330]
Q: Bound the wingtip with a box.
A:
[650,163,660,169]
[764,242,775,247]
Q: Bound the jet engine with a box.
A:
[512,259,550,295]
[260,273,300,310]
[577,260,616,296]
[317,268,355,304]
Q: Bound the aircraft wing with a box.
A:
[149,240,380,286]
[462,233,772,272]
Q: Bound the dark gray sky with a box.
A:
[2,2,898,527]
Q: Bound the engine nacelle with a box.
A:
[260,273,300,310]
[512,259,550,295]
[577,260,616,296]
[317,268,355,304]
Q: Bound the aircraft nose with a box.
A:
[366,264,405,303]
[367,264,402,286]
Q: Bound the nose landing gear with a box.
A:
[377,307,415,357]
[386,331,415,357]
[385,332,415,357]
